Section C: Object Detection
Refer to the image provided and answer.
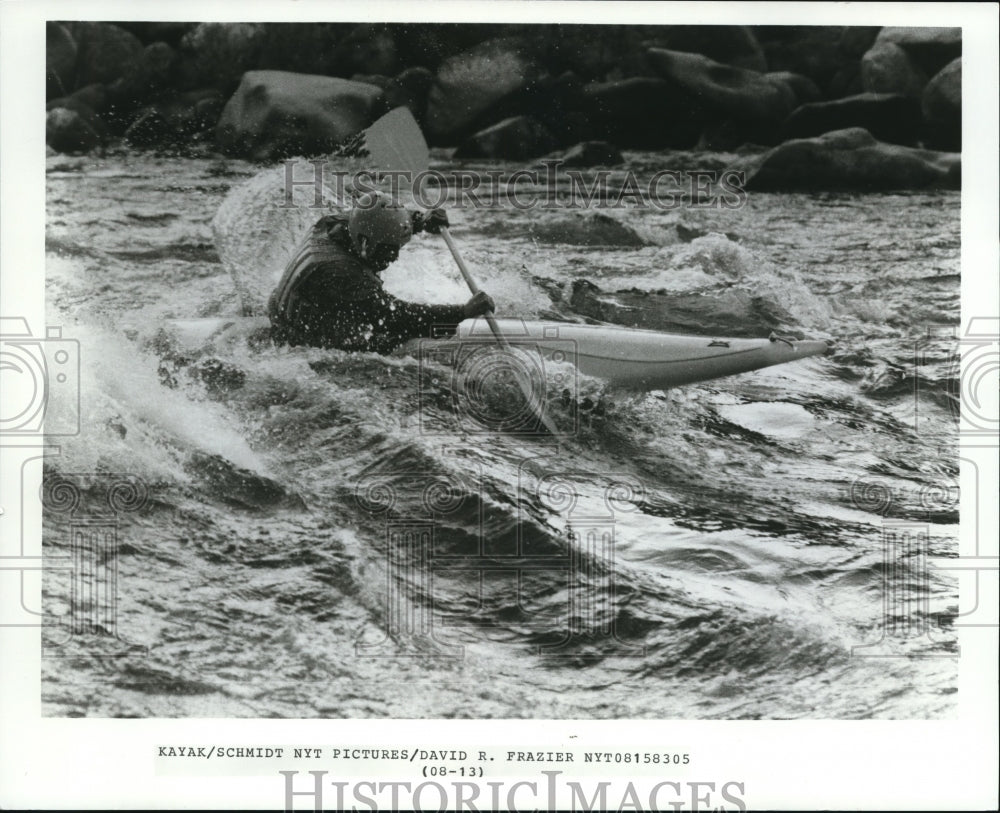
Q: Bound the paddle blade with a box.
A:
[359,107,430,176]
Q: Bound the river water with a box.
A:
[42,149,960,718]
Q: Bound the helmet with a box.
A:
[348,193,412,252]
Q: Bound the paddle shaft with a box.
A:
[440,228,504,341]
[439,227,560,438]
[363,108,559,437]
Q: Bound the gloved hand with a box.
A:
[462,290,495,319]
[415,208,449,235]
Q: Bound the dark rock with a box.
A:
[756,26,879,97]
[838,26,882,59]
[347,69,433,122]
[826,27,881,99]
[424,37,544,144]
[645,25,767,72]
[742,127,960,191]
[338,24,398,76]
[646,48,795,122]
[256,23,345,76]
[47,84,109,119]
[124,107,171,148]
[215,71,387,161]
[124,90,225,150]
[766,71,821,106]
[922,58,961,151]
[557,141,624,167]
[531,213,646,247]
[349,74,392,89]
[394,23,527,71]
[876,27,961,77]
[581,77,702,149]
[828,64,864,100]
[384,67,434,123]
[115,22,198,47]
[141,42,178,91]
[481,70,588,147]
[67,22,145,88]
[945,159,961,190]
[454,116,558,161]
[47,22,77,99]
[541,24,669,80]
[860,40,927,98]
[191,94,226,130]
[781,93,923,145]
[176,23,267,94]
[569,279,796,337]
[46,107,103,154]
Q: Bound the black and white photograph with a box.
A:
[1,1,997,810]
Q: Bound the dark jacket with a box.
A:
[267,212,465,353]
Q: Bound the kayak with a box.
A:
[159,316,829,391]
[405,318,828,390]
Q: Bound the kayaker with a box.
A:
[268,192,495,353]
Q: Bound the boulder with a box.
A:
[141,42,178,92]
[176,23,267,94]
[755,26,880,97]
[116,23,197,47]
[384,67,435,123]
[531,214,646,247]
[47,84,109,118]
[922,58,961,151]
[256,23,344,76]
[828,27,882,98]
[123,107,173,148]
[860,41,927,98]
[780,93,923,145]
[646,48,795,122]
[742,127,960,191]
[875,27,961,77]
[569,279,796,337]
[839,26,882,59]
[125,90,225,149]
[215,71,387,161]
[542,24,670,80]
[766,71,821,106]
[46,22,77,99]
[485,71,589,146]
[557,140,624,167]
[645,26,767,72]
[394,23,531,71]
[46,107,103,154]
[67,22,145,88]
[453,116,558,161]
[424,37,544,144]
[337,24,398,76]
[349,73,391,89]
[354,68,435,122]
[581,77,702,149]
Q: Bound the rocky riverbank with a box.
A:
[46,22,960,190]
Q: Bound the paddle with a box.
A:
[438,227,561,437]
[363,107,560,437]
